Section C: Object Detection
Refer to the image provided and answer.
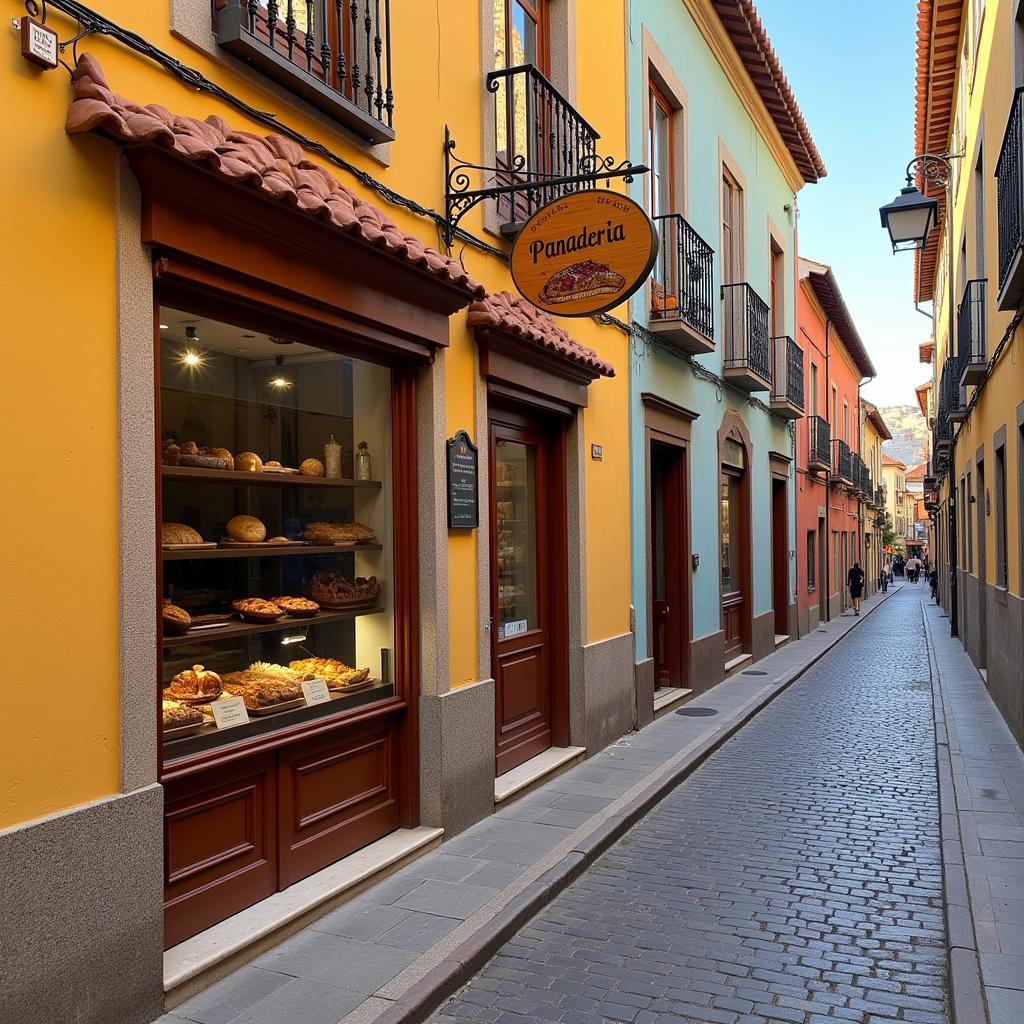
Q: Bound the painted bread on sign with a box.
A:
[510,190,659,317]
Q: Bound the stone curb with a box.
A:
[371,589,898,1024]
[922,602,989,1024]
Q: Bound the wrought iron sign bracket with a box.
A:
[443,126,648,250]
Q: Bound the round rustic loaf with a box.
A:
[162,522,203,545]
[227,515,267,542]
[299,458,325,477]
[235,451,263,473]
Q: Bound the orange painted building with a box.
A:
[794,258,877,633]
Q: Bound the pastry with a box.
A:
[162,700,205,729]
[166,664,223,701]
[221,672,304,708]
[162,522,203,546]
[538,259,626,305]
[272,596,320,617]
[265,460,282,468]
[309,572,381,607]
[233,597,283,622]
[247,661,306,682]
[267,536,293,544]
[205,447,234,470]
[163,601,191,634]
[180,441,200,456]
[235,452,263,473]
[289,657,370,690]
[161,440,181,466]
[302,521,377,544]
[299,458,325,477]
[226,515,267,543]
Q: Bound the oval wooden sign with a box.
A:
[510,190,659,317]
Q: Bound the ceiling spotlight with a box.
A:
[269,375,292,389]
[159,323,169,330]
[280,633,307,645]
[269,336,294,346]
[182,350,204,369]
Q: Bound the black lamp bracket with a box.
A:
[905,151,963,189]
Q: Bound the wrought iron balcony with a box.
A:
[997,87,1024,309]
[875,485,885,508]
[831,439,853,485]
[487,64,599,231]
[957,279,988,386]
[649,214,715,354]
[721,283,771,392]
[217,1,394,143]
[943,355,966,424]
[808,415,830,472]
[769,335,804,419]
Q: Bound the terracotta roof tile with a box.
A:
[709,0,826,183]
[882,454,906,468]
[467,292,615,378]
[65,54,485,300]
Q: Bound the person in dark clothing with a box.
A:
[848,561,865,616]
[929,567,939,602]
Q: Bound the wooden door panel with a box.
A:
[278,717,401,888]
[163,755,277,948]
[497,637,548,730]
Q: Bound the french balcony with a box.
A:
[649,214,715,355]
[769,335,804,419]
[808,415,830,472]
[831,439,853,486]
[216,0,394,143]
[943,356,967,424]
[721,283,771,392]
[957,279,988,386]
[875,485,886,508]
[996,87,1024,310]
[488,64,599,233]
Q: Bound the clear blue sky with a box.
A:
[755,0,928,408]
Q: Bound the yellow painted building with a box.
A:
[861,401,891,591]
[1,2,638,1019]
[914,0,1024,745]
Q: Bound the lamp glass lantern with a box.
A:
[878,185,940,252]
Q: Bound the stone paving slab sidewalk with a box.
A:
[924,596,1024,1024]
[157,588,896,1024]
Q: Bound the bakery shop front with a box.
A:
[66,56,483,948]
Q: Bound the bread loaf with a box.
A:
[162,522,203,545]
[235,452,263,473]
[299,458,325,477]
[227,515,267,542]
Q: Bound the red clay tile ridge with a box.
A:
[467,291,615,378]
[65,54,485,300]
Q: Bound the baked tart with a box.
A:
[233,598,284,622]
[538,259,626,305]
[302,521,377,544]
[163,601,191,634]
[289,657,371,690]
[162,700,205,730]
[272,596,320,618]
[309,572,381,608]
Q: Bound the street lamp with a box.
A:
[878,185,940,252]
[879,151,960,637]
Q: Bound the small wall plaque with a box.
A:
[21,17,59,70]
[591,443,604,461]
[446,430,479,529]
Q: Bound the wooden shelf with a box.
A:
[163,543,382,561]
[163,604,384,648]
[162,465,382,490]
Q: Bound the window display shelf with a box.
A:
[162,465,381,489]
[163,604,384,648]
[163,543,383,561]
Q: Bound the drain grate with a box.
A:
[741,670,768,676]
[675,707,718,717]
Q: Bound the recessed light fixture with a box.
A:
[180,326,205,369]
[280,633,307,645]
[269,336,293,346]
[159,323,169,330]
[242,334,256,339]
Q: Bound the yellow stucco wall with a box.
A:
[931,0,1022,596]
[1,2,632,820]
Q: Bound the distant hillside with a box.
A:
[878,404,928,469]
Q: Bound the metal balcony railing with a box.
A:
[875,485,885,507]
[997,87,1024,304]
[650,213,715,341]
[488,64,599,228]
[217,0,394,142]
[721,283,771,389]
[832,439,853,484]
[808,415,830,470]
[957,278,987,385]
[942,355,966,423]
[770,335,804,413]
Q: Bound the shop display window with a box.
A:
[158,309,394,757]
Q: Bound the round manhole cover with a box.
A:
[675,707,718,717]
[741,670,768,676]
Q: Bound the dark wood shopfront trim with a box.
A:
[718,410,754,658]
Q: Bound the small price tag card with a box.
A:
[211,696,250,729]
[302,678,332,706]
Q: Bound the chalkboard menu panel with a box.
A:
[446,430,479,529]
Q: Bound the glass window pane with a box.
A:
[510,3,537,65]
[495,440,538,637]
[720,478,732,592]
[159,308,394,758]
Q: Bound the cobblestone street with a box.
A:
[431,587,948,1024]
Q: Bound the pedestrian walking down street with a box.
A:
[907,555,921,584]
[930,566,939,602]
[848,560,865,615]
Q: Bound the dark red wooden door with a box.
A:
[651,442,687,687]
[491,420,554,775]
